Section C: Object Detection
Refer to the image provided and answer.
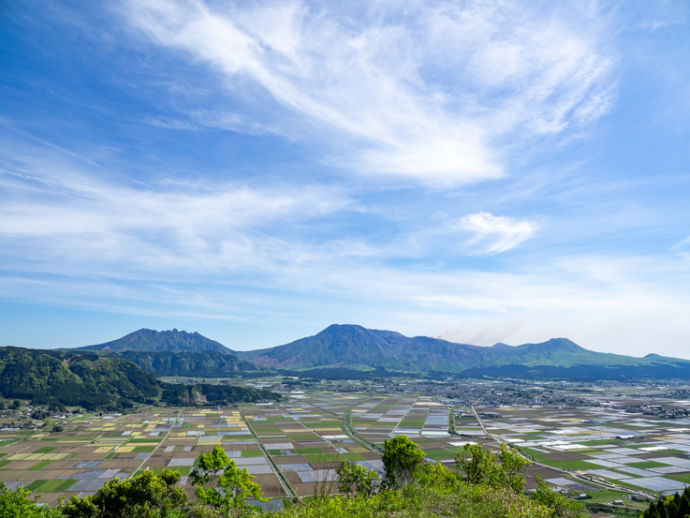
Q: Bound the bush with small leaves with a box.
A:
[336,461,379,496]
[381,435,425,488]
[0,482,44,518]
[61,468,188,518]
[455,442,529,493]
[191,444,266,517]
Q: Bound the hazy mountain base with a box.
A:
[240,324,690,379]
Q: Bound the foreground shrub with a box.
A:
[61,469,188,518]
[272,481,553,518]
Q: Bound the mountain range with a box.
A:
[73,329,263,378]
[72,325,690,380]
[79,328,232,354]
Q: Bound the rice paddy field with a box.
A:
[2,389,689,511]
[0,407,284,505]
[480,405,690,495]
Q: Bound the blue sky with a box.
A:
[1,1,689,357]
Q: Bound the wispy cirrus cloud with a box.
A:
[672,236,690,262]
[458,212,537,253]
[119,0,616,185]
[0,136,353,274]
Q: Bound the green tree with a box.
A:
[336,462,378,496]
[381,435,425,488]
[455,443,529,492]
[642,486,690,518]
[191,444,266,517]
[497,443,530,492]
[61,468,187,518]
[531,477,585,518]
[0,482,43,518]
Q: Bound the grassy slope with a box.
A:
[273,483,552,518]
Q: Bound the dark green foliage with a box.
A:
[336,462,379,496]
[531,477,585,518]
[0,347,159,410]
[274,461,553,518]
[455,443,530,493]
[0,346,277,411]
[381,435,425,488]
[0,481,44,518]
[78,329,232,355]
[114,350,264,378]
[191,445,266,517]
[160,383,279,406]
[642,486,690,518]
[61,469,188,518]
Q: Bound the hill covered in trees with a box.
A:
[0,347,159,410]
[111,350,266,378]
[0,346,278,410]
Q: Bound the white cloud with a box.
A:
[119,0,616,185]
[458,212,536,253]
[2,139,689,357]
[0,141,352,274]
[672,236,690,262]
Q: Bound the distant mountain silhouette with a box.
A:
[79,328,232,355]
[238,324,690,379]
[62,324,690,380]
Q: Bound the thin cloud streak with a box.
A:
[119,0,616,185]
[458,212,537,253]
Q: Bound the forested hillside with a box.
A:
[0,347,278,410]
[112,350,265,378]
[0,347,159,410]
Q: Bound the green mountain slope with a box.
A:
[239,324,492,371]
[112,350,266,377]
[239,324,690,379]
[79,328,232,354]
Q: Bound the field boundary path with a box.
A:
[239,407,298,502]
[130,409,180,478]
[309,399,383,454]
[470,405,654,499]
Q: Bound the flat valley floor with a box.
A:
[2,388,690,514]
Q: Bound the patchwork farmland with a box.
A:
[479,406,690,494]
[2,388,690,512]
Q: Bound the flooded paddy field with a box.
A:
[481,405,690,494]
[2,383,689,514]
